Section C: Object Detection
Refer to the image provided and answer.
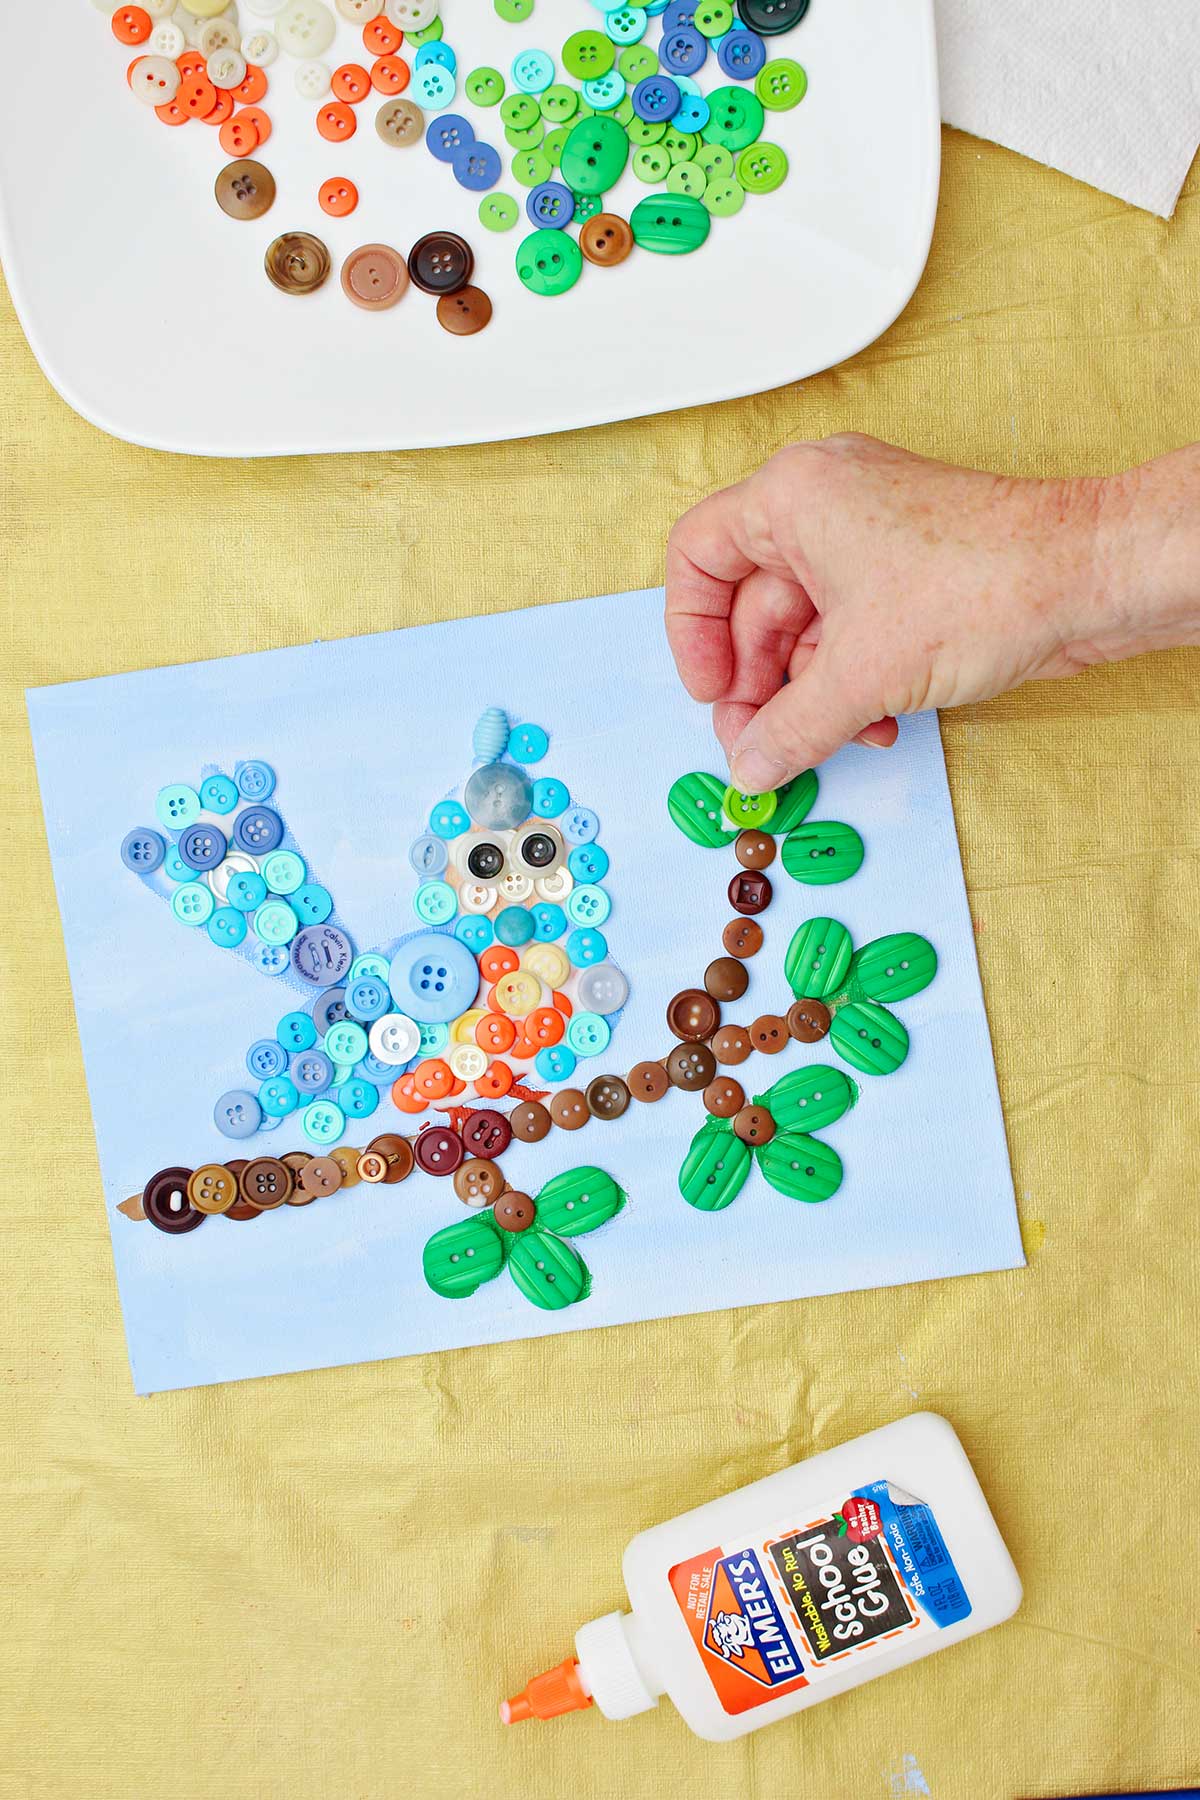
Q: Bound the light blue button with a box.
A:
[259,1075,300,1117]
[156,783,201,828]
[293,883,333,925]
[536,1044,577,1082]
[261,850,305,894]
[416,39,456,71]
[247,1038,288,1080]
[347,977,390,1022]
[254,900,299,945]
[258,1111,283,1132]
[532,777,569,817]
[330,1062,356,1088]
[495,904,535,947]
[568,842,610,882]
[228,870,268,910]
[509,722,549,763]
[199,774,239,814]
[413,62,456,107]
[430,800,470,839]
[392,931,481,1024]
[512,46,554,90]
[278,1010,318,1052]
[324,1020,368,1065]
[415,880,458,925]
[605,4,648,40]
[672,90,709,130]
[530,902,567,941]
[410,832,449,876]
[563,806,599,844]
[162,844,191,883]
[456,915,493,953]
[348,952,391,986]
[252,943,290,977]
[301,1099,345,1145]
[213,1089,262,1138]
[336,1078,379,1120]
[356,1051,400,1087]
[567,883,611,927]
[418,1020,450,1057]
[120,829,165,874]
[172,882,215,927]
[566,926,609,966]
[236,760,276,800]
[207,905,247,948]
[567,1011,611,1057]
[583,70,625,107]
[292,1050,334,1094]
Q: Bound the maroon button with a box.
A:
[408,229,473,294]
[223,1160,260,1219]
[628,1061,670,1102]
[494,1191,537,1233]
[787,998,832,1043]
[509,1101,552,1143]
[141,1166,205,1234]
[734,829,775,870]
[728,871,772,915]
[723,918,764,958]
[414,1128,465,1176]
[666,988,720,1042]
[461,1109,513,1158]
[666,1043,717,1091]
[704,956,749,1002]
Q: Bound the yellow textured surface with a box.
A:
[2,130,1199,1800]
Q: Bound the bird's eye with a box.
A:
[467,841,504,879]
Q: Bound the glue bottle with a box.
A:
[501,1412,1020,1743]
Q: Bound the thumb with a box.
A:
[729,652,872,790]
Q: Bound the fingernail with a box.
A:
[731,747,788,794]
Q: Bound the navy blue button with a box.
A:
[246,1038,287,1079]
[495,904,535,947]
[292,1049,334,1094]
[234,806,284,853]
[427,113,475,160]
[392,931,480,1024]
[660,26,706,72]
[663,0,697,25]
[236,760,276,801]
[526,180,575,226]
[717,27,766,77]
[455,915,493,953]
[178,822,227,871]
[632,73,680,118]
[453,141,502,190]
[347,976,390,1021]
[120,828,165,873]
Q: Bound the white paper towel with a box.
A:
[935,0,1200,216]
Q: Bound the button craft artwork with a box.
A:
[116,709,938,1312]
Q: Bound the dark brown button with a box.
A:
[408,230,473,295]
[494,1191,537,1233]
[376,96,424,145]
[215,158,275,221]
[142,1166,205,1234]
[579,211,634,267]
[224,1195,263,1220]
[667,988,720,1042]
[239,1156,294,1209]
[666,1043,717,1091]
[749,1014,788,1054]
[629,1060,670,1101]
[787,998,832,1043]
[283,1149,319,1203]
[711,1023,752,1065]
[461,1109,512,1158]
[509,1101,552,1143]
[265,231,331,295]
[733,1104,777,1146]
[298,1155,343,1198]
[223,1160,261,1219]
[436,284,492,335]
[454,1157,506,1206]
[550,1088,589,1131]
[723,918,764,959]
[728,871,772,915]
[363,1133,414,1184]
[341,242,409,311]
[734,828,776,870]
[704,956,749,1002]
[703,1076,745,1118]
[586,1074,630,1120]
[414,1127,464,1176]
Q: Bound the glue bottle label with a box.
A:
[668,1478,973,1715]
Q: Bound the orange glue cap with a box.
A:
[499,1658,593,1726]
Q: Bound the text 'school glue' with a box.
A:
[501,1412,1021,1743]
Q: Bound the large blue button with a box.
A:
[234,807,284,854]
[179,823,227,871]
[391,931,480,1024]
[120,829,165,873]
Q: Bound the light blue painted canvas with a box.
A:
[26,587,1022,1394]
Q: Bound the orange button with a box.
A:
[552,991,574,1019]
[156,97,190,125]
[371,54,409,95]
[112,6,152,45]
[364,16,402,53]
[476,1012,517,1054]
[205,88,235,126]
[236,104,272,145]
[526,1007,565,1047]
[219,111,259,155]
[474,1060,514,1099]
[317,100,358,140]
[178,73,217,118]
[333,62,371,102]
[176,50,207,80]
[319,176,358,216]
[413,1057,453,1100]
[391,1073,428,1114]
[232,63,268,105]
[480,945,519,983]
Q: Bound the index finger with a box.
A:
[664,480,760,702]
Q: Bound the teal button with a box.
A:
[567,883,611,927]
[566,1011,611,1057]
[430,801,470,839]
[261,850,305,894]
[253,900,299,945]
[171,882,215,927]
[258,1075,300,1117]
[156,783,201,829]
[207,906,247,948]
[325,1020,368,1065]
[418,1021,450,1057]
[415,880,458,925]
[301,1100,346,1145]
[495,904,535,946]
[348,952,391,986]
[582,71,625,108]
[199,774,239,814]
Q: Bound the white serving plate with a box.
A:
[0,0,939,454]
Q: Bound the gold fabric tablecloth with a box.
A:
[2,132,1197,1799]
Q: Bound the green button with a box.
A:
[560,114,628,194]
[543,124,570,164]
[516,227,584,297]
[756,57,807,110]
[630,192,711,254]
[539,82,578,122]
[479,192,520,231]
[562,30,615,79]
[703,176,744,217]
[572,190,604,221]
[702,85,765,150]
[632,143,671,184]
[505,119,545,149]
[722,786,778,828]
[407,18,443,44]
[662,127,698,165]
[611,93,635,125]
[626,114,667,146]
[694,0,733,34]
[500,92,540,130]
[493,0,533,19]
[696,141,734,181]
[618,44,657,83]
[736,141,788,194]
[465,66,505,106]
[511,147,553,187]
[666,159,707,199]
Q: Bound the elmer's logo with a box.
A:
[701,1550,804,1687]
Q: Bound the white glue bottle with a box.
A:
[500,1412,1021,1743]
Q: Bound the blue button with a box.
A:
[672,90,709,130]
[236,760,276,800]
[566,926,608,966]
[258,1112,283,1132]
[337,1077,379,1120]
[717,27,765,77]
[292,1049,334,1094]
[156,783,200,828]
[530,901,567,941]
[252,943,290,977]
[566,1011,611,1057]
[418,1020,450,1057]
[162,844,191,883]
[234,807,284,854]
[392,931,480,1024]
[227,870,268,911]
[567,883,611,927]
[568,843,609,882]
[632,72,681,117]
[527,180,575,227]
[532,777,569,817]
[356,1051,401,1086]
[214,1089,262,1138]
[301,1099,346,1145]
[410,833,449,876]
[347,977,390,1022]
[660,25,706,72]
[430,800,470,839]
[258,1075,299,1118]
[415,39,456,71]
[562,806,599,844]
[179,823,227,871]
[495,904,535,947]
[292,883,333,925]
[414,880,458,926]
[199,773,239,814]
[313,989,347,1033]
[120,829,165,873]
[512,47,554,91]
[278,1010,317,1052]
[662,0,696,24]
[412,62,455,107]
[247,1039,287,1080]
[207,906,247,948]
[452,141,502,190]
[456,915,493,953]
[536,1044,576,1082]
[347,953,390,985]
[509,722,549,763]
[426,112,474,160]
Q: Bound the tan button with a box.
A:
[723,917,764,959]
[579,211,634,267]
[704,956,749,1002]
[509,1101,552,1143]
[454,1158,506,1206]
[549,1088,589,1131]
[341,242,409,311]
[215,158,276,221]
[436,285,493,335]
[711,1023,752,1065]
[749,1015,788,1054]
[629,1060,669,1101]
[328,1145,361,1189]
[494,1190,537,1233]
[734,829,776,871]
[187,1163,238,1214]
[265,231,331,295]
[787,998,832,1043]
[733,1104,777,1146]
[666,988,720,1042]
[376,96,425,145]
[703,1076,745,1119]
[666,1043,717,1091]
[299,1154,343,1197]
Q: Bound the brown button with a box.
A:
[215,158,275,221]
[666,1043,717,1091]
[376,96,425,145]
[586,1074,630,1120]
[341,242,409,311]
[733,1104,777,1146]
[357,1150,389,1184]
[728,870,773,915]
[298,1154,344,1198]
[328,1144,361,1189]
[704,956,749,1002]
[408,230,473,295]
[494,1191,537,1233]
[711,1023,752,1065]
[703,1076,745,1119]
[461,1109,512,1158]
[239,1156,294,1209]
[666,988,720,1042]
[787,998,832,1043]
[363,1133,415,1184]
[187,1163,238,1214]
[224,1195,263,1220]
[414,1127,464,1176]
[454,1157,506,1206]
[550,1088,589,1131]
[723,917,764,959]
[579,211,634,267]
[436,284,492,335]
[510,1101,552,1143]
[265,231,331,296]
[283,1149,319,1204]
[734,828,776,870]
[749,1014,788,1054]
[629,1060,670,1102]
[142,1166,204,1234]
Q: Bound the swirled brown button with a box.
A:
[586,1074,630,1120]
[734,828,776,870]
[188,1163,238,1214]
[436,284,492,335]
[666,1043,717,1091]
[749,1014,788,1054]
[723,917,763,958]
[454,1157,505,1206]
[363,1133,414,1184]
[376,96,424,145]
[414,1127,464,1176]
[494,1190,537,1233]
[265,231,331,295]
[462,1109,512,1158]
[788,997,832,1043]
[728,870,772,915]
[299,1155,344,1198]
[510,1100,551,1143]
[550,1088,589,1131]
[223,1161,261,1219]
[667,988,720,1042]
[579,211,634,267]
[408,230,473,295]
[711,1023,752,1065]
[142,1166,204,1234]
[215,158,276,220]
[282,1149,318,1204]
[341,242,409,311]
[704,956,749,1002]
[733,1104,777,1146]
[629,1060,669,1102]
[329,1145,361,1189]
[703,1076,745,1119]
[239,1156,294,1209]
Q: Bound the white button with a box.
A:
[384,0,439,26]
[459,882,497,915]
[335,0,383,17]
[241,28,278,62]
[130,55,182,103]
[243,0,288,13]
[449,1043,488,1082]
[139,0,177,14]
[368,1013,421,1065]
[206,851,260,902]
[276,0,336,56]
[498,871,533,902]
[148,20,186,54]
[294,57,330,96]
[206,46,247,86]
[198,16,239,54]
[576,961,629,1015]
[534,867,573,902]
